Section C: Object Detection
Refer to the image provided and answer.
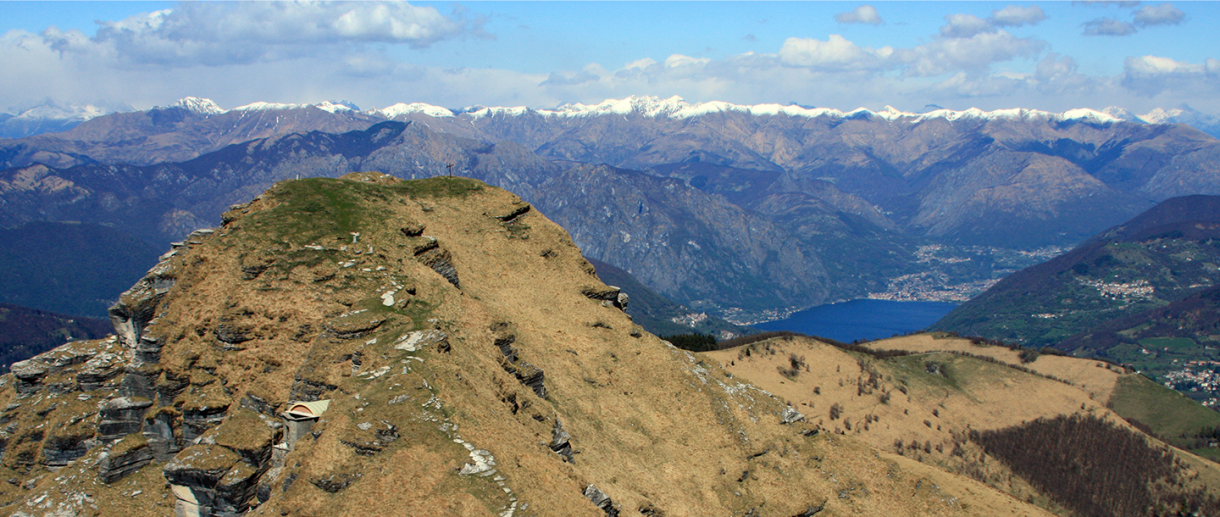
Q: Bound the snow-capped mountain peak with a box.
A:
[231,100,362,114]
[315,101,360,113]
[11,100,108,122]
[168,97,224,116]
[232,102,309,112]
[454,96,1130,126]
[369,103,455,118]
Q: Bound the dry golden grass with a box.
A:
[1,175,1056,516]
[706,333,1220,516]
[867,334,1123,402]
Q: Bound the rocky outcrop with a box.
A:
[486,201,532,223]
[393,329,449,352]
[493,334,547,398]
[416,244,460,288]
[781,406,806,425]
[109,260,178,363]
[324,311,385,340]
[98,397,153,441]
[10,339,108,394]
[582,285,629,310]
[584,484,620,517]
[97,436,155,483]
[550,418,574,463]
[77,349,124,391]
[41,426,95,466]
[164,445,244,516]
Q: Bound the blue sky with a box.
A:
[2,1,1218,114]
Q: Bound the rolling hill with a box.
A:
[705,332,1220,516]
[0,173,1052,516]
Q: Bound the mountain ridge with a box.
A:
[8,113,1220,320]
[7,95,1220,142]
[0,173,1051,516]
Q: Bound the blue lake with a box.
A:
[754,299,958,343]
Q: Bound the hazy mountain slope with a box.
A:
[0,122,835,317]
[0,104,381,169]
[531,164,828,313]
[451,107,1209,246]
[1059,285,1220,406]
[0,174,1043,516]
[0,221,161,318]
[7,102,1220,319]
[6,99,1219,251]
[932,195,1220,345]
[585,258,750,338]
[0,303,112,372]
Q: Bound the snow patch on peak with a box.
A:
[168,97,224,115]
[12,101,109,122]
[465,106,531,119]
[234,100,362,113]
[1060,108,1121,124]
[373,103,455,118]
[233,101,308,112]
[1102,106,1141,122]
[1133,105,1220,137]
[1140,107,1177,124]
[366,95,1173,128]
[543,95,692,118]
[315,101,360,113]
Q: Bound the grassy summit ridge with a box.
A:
[0,173,1044,516]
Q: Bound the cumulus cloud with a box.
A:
[1082,17,1137,36]
[1134,3,1186,27]
[540,68,601,86]
[1073,1,1140,7]
[5,1,1216,118]
[939,14,995,38]
[778,35,894,71]
[1126,55,1201,75]
[1122,55,1220,97]
[42,2,478,67]
[665,54,712,68]
[905,31,1046,76]
[835,5,883,25]
[1032,53,1099,95]
[989,5,1048,27]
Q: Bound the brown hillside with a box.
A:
[0,174,1044,516]
[704,334,1220,516]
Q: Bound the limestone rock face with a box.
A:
[0,174,1046,516]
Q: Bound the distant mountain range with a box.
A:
[5,96,1220,323]
[6,95,1219,141]
[0,100,125,139]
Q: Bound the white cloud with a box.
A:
[665,54,712,69]
[42,2,476,67]
[1032,53,1099,95]
[835,5,883,25]
[3,2,1216,120]
[1122,55,1220,97]
[1082,17,1137,36]
[1126,55,1196,75]
[778,35,894,71]
[905,31,1046,77]
[990,5,1048,27]
[1133,3,1186,27]
[939,14,995,38]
